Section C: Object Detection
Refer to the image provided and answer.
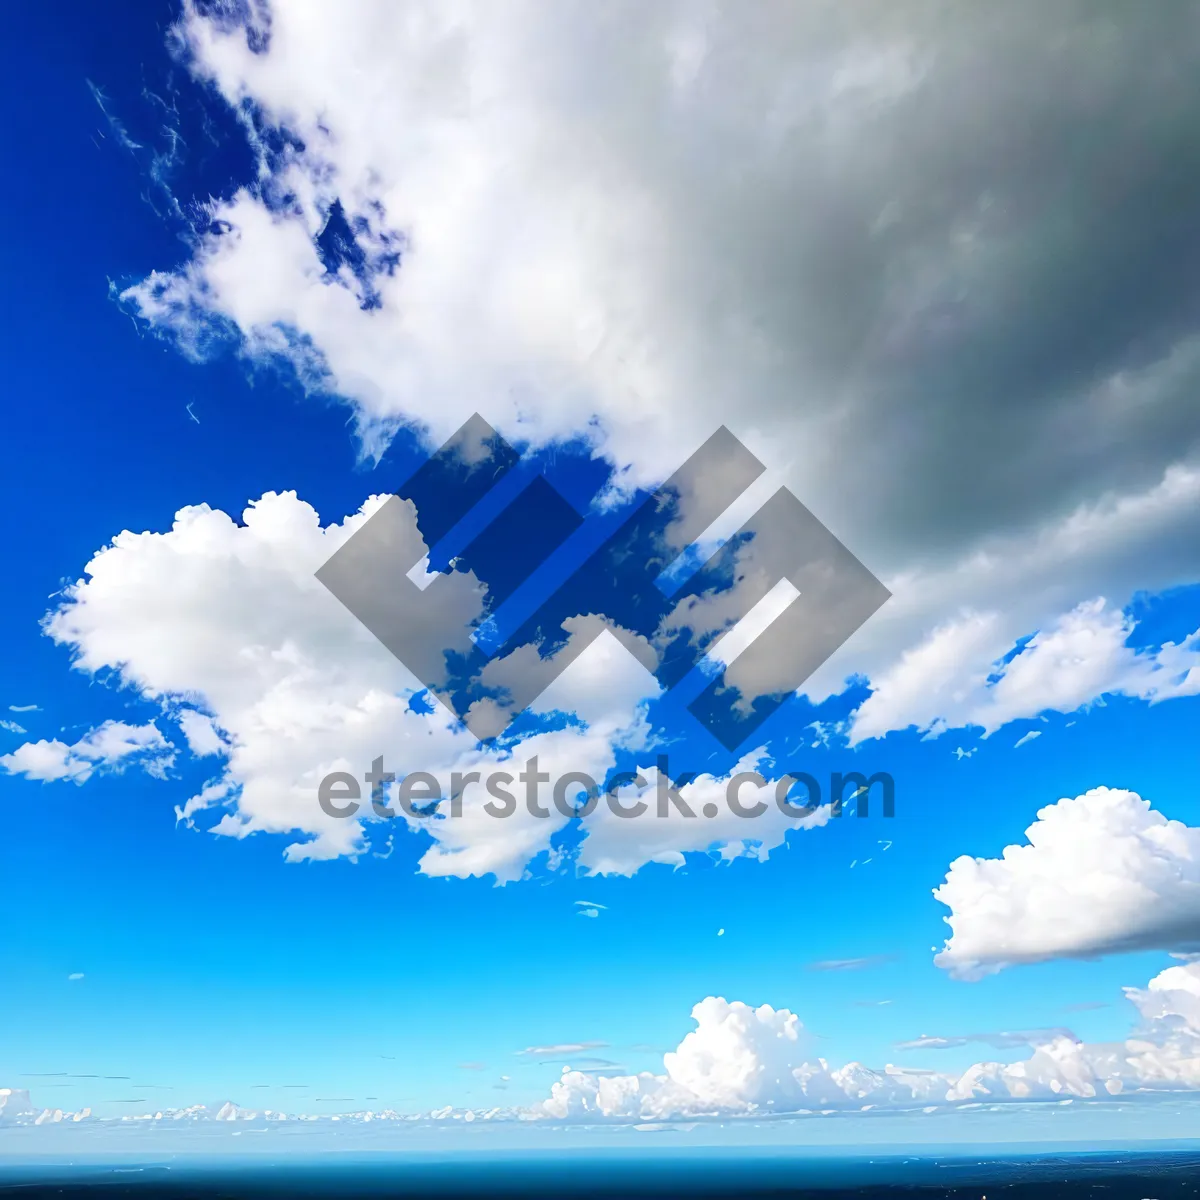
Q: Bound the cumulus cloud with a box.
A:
[934,788,1200,979]
[534,997,948,1119]
[535,962,1200,1121]
[571,749,831,877]
[1,721,172,784]
[36,489,601,871]
[34,489,822,877]
[849,596,1200,744]
[1126,962,1200,1033]
[110,0,1200,746]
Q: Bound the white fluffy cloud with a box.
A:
[934,788,1200,979]
[850,597,1200,744]
[175,709,227,757]
[0,721,172,784]
[18,486,1199,877]
[21,489,822,877]
[574,751,830,876]
[538,961,1200,1121]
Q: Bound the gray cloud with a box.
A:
[165,3,1200,569]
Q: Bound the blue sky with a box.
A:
[5,0,1200,1144]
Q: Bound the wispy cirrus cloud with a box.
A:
[895,1028,1078,1052]
[517,1041,609,1058]
[808,955,897,973]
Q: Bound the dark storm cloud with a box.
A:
[632,0,1200,566]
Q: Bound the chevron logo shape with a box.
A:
[317,415,889,750]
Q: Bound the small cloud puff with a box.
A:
[1,721,172,785]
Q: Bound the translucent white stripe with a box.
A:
[702,576,801,670]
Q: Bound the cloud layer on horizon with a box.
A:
[11,960,1200,1127]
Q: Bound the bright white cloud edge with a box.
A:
[935,787,1200,980]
